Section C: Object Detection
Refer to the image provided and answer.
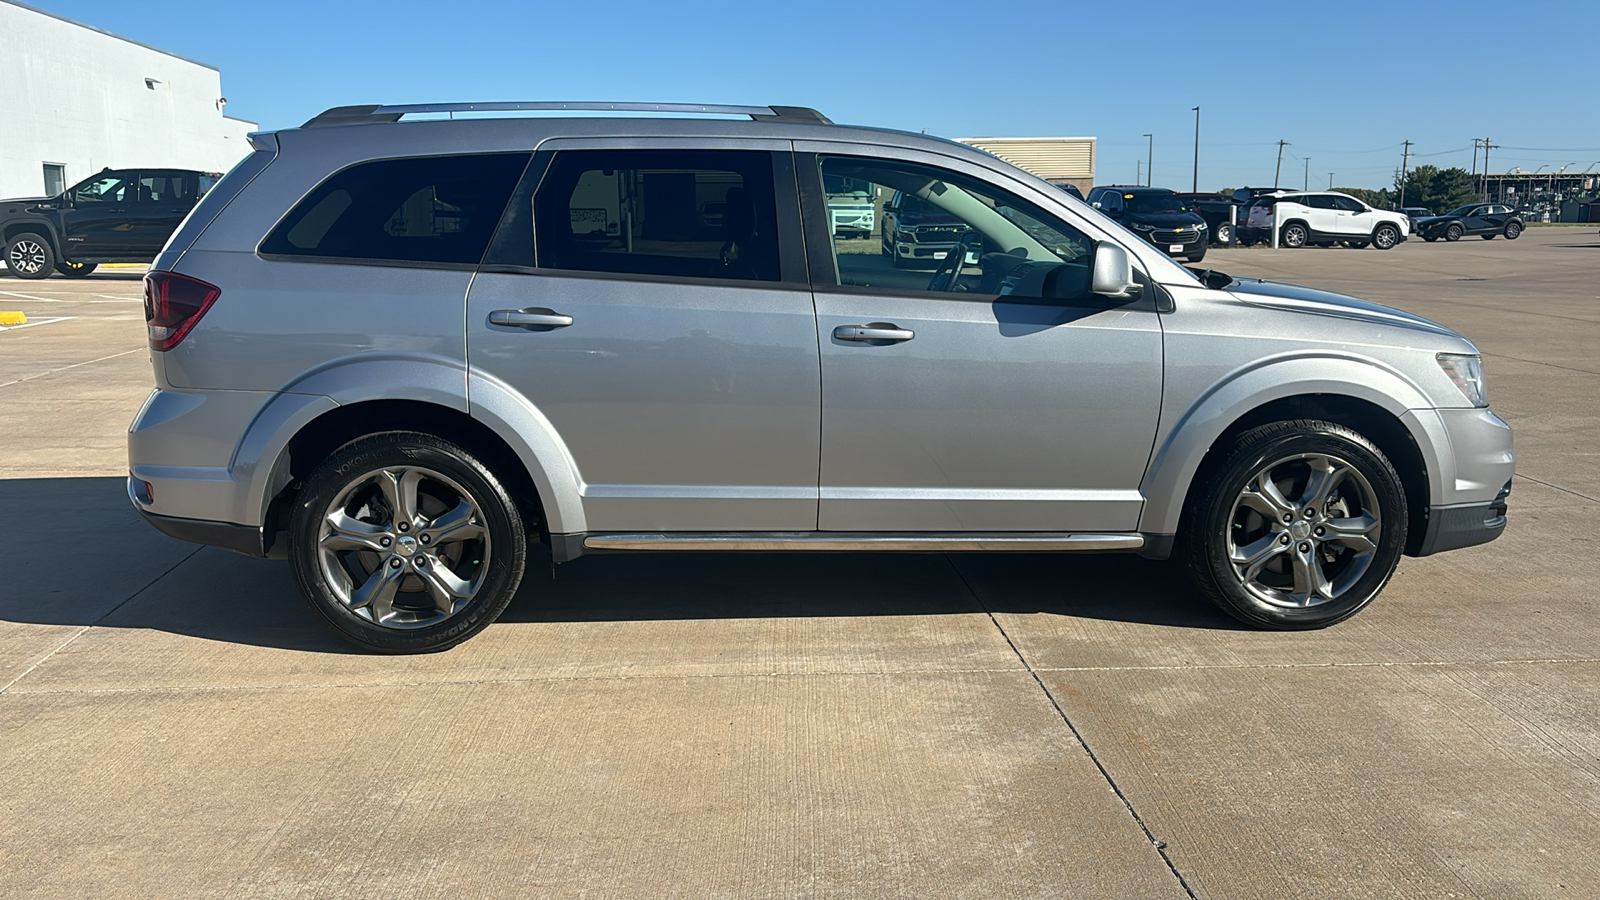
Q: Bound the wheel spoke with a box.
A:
[1231,532,1288,582]
[1239,475,1295,519]
[321,510,388,553]
[415,554,472,615]
[350,561,405,622]
[1289,546,1332,606]
[376,467,424,527]
[421,498,484,546]
[1300,457,1346,513]
[1323,514,1379,553]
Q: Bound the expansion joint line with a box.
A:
[944,556,1200,900]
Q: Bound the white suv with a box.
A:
[1244,192,1409,250]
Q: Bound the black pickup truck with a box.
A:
[2,168,218,279]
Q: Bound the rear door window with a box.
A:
[526,149,782,282]
[261,153,531,266]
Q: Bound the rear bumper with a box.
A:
[133,484,268,557]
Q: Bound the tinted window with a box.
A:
[1304,195,1339,210]
[530,149,780,282]
[1332,196,1365,212]
[74,173,133,204]
[137,173,193,204]
[1125,193,1185,214]
[261,154,530,265]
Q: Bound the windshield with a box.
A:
[1125,193,1188,214]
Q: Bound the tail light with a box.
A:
[144,271,220,351]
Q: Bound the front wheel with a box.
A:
[1445,224,1463,242]
[1371,224,1401,250]
[4,233,55,279]
[1182,419,1408,629]
[56,261,98,278]
[1504,222,1522,240]
[288,431,528,653]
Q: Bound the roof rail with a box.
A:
[301,102,832,129]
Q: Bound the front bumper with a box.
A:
[1415,482,1510,556]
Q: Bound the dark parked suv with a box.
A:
[2,168,218,279]
[1087,186,1208,262]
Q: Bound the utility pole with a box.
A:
[1398,140,1413,208]
[1136,159,1142,186]
[1482,139,1497,201]
[1273,140,1289,188]
[1304,158,1311,191]
[1328,172,1334,190]
[1471,138,1480,177]
[1191,107,1200,193]
[1142,134,1153,187]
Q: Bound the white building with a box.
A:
[959,137,1096,196]
[0,0,256,198]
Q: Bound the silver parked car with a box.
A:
[129,101,1513,652]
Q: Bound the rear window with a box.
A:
[261,153,530,266]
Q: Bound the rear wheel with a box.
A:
[1281,223,1308,248]
[1423,236,1438,242]
[1505,222,1522,240]
[1371,224,1401,250]
[288,431,527,653]
[1445,224,1463,242]
[4,233,55,279]
[56,261,98,278]
[1182,419,1407,629]
[1215,222,1233,245]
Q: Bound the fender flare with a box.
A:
[1137,353,1437,536]
[2,218,63,255]
[234,354,588,536]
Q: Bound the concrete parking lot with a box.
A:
[2,230,1597,898]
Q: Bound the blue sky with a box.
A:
[37,0,1600,191]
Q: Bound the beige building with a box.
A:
[959,136,1096,195]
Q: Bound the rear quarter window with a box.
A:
[260,153,530,266]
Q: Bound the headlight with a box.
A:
[896,224,916,235]
[1437,353,1488,407]
[1130,222,1155,232]
[1195,222,1208,230]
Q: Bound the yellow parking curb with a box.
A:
[0,312,27,326]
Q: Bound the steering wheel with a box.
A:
[926,232,974,292]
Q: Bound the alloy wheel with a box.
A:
[316,465,492,629]
[7,239,47,276]
[1227,452,1382,609]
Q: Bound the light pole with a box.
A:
[1191,107,1200,193]
[1303,157,1311,191]
[1328,172,1334,190]
[1142,133,1153,187]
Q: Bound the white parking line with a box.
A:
[0,316,75,332]
[0,345,139,389]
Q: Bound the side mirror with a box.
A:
[1091,243,1139,298]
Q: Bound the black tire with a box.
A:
[1504,222,1522,240]
[56,261,98,278]
[1346,241,1369,249]
[1186,245,1207,263]
[1423,236,1437,242]
[4,233,56,280]
[1281,223,1308,248]
[1214,223,1233,245]
[1371,224,1401,250]
[1181,419,1408,630]
[1445,224,1463,242]
[288,431,528,653]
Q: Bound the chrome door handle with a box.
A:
[489,308,573,328]
[834,323,914,343]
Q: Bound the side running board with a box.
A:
[581,533,1145,552]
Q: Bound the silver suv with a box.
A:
[129,101,1514,653]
